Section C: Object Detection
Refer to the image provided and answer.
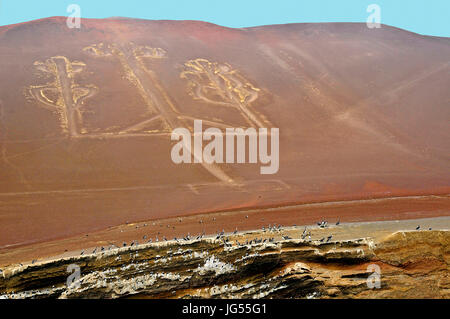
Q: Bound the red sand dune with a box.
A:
[0,17,449,252]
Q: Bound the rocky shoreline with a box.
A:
[1,225,448,299]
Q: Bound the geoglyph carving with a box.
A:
[28,56,98,137]
[26,45,272,185]
[181,59,268,128]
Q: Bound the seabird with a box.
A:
[326,235,333,243]
[336,219,340,226]
[319,237,325,243]
[416,225,421,230]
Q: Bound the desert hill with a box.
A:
[0,17,449,249]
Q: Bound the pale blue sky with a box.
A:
[0,0,448,37]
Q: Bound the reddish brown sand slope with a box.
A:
[0,17,449,251]
[0,195,449,267]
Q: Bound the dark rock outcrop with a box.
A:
[1,230,448,299]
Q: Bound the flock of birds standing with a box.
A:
[1,213,433,272]
[73,219,434,258]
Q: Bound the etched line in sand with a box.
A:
[0,102,32,189]
[187,184,200,195]
[119,115,163,134]
[335,62,450,159]
[0,178,298,197]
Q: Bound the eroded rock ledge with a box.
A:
[0,230,448,299]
